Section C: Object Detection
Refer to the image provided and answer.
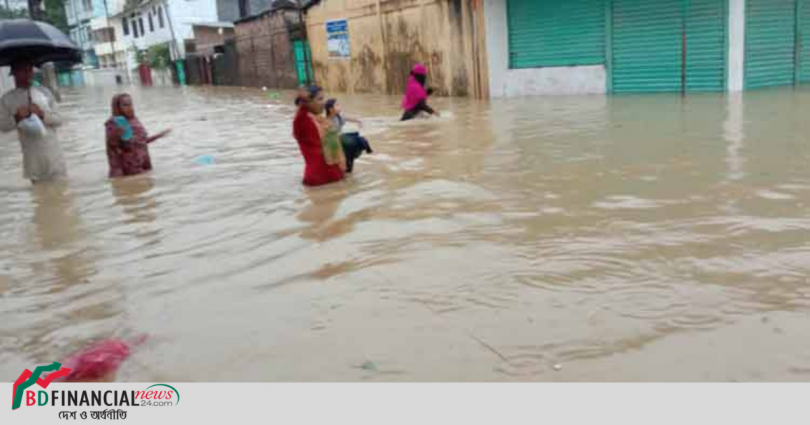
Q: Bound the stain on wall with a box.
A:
[305,0,487,98]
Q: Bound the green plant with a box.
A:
[146,44,171,69]
[0,5,27,19]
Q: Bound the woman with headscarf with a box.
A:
[293,86,345,186]
[105,94,171,178]
[401,63,440,121]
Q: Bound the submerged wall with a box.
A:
[305,0,488,98]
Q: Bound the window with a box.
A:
[132,15,139,37]
[158,7,164,28]
[123,17,129,36]
[148,13,154,32]
[139,18,145,36]
[83,0,92,12]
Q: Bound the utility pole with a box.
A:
[102,0,123,82]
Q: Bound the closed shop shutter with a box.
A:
[612,0,684,93]
[507,0,606,69]
[745,0,796,89]
[797,0,810,82]
[685,0,727,92]
[612,0,726,93]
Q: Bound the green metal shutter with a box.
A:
[612,0,684,93]
[798,0,810,82]
[745,0,796,89]
[507,0,605,69]
[685,0,727,92]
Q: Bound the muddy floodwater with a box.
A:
[2,85,810,381]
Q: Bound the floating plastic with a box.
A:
[195,154,215,165]
[17,114,47,138]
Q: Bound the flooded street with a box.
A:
[2,85,810,381]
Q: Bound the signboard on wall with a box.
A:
[326,19,350,59]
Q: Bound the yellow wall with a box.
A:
[305,0,488,98]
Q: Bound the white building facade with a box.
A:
[113,0,219,68]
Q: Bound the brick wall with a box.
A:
[234,9,299,89]
[193,26,236,56]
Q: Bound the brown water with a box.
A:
[2,85,810,382]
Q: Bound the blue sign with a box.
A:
[326,19,350,59]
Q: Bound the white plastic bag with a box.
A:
[17,114,47,138]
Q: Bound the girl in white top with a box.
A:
[0,61,67,183]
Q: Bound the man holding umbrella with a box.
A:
[0,18,82,183]
[0,59,66,183]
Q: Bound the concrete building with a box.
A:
[88,0,128,69]
[304,0,489,98]
[191,22,235,56]
[217,0,275,22]
[112,0,220,64]
[65,0,107,68]
[483,0,810,97]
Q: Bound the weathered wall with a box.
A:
[234,10,300,89]
[483,0,606,97]
[305,0,488,98]
[193,26,236,56]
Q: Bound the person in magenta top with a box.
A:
[105,94,171,178]
[401,63,440,121]
[293,86,345,186]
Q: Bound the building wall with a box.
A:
[66,0,106,26]
[483,0,755,97]
[304,0,488,98]
[116,0,219,60]
[217,0,275,22]
[234,9,299,88]
[193,26,235,56]
[483,0,606,97]
[168,0,220,45]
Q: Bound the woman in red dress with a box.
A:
[293,86,345,186]
[105,94,170,178]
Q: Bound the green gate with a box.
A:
[293,40,314,86]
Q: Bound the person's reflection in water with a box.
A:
[28,181,95,293]
[18,181,118,368]
[110,175,158,225]
[297,185,354,242]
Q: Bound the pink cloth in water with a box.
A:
[57,336,146,382]
[401,64,429,111]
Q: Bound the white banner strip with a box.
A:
[3,383,809,425]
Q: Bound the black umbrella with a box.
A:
[0,19,83,67]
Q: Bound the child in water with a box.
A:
[325,99,373,173]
